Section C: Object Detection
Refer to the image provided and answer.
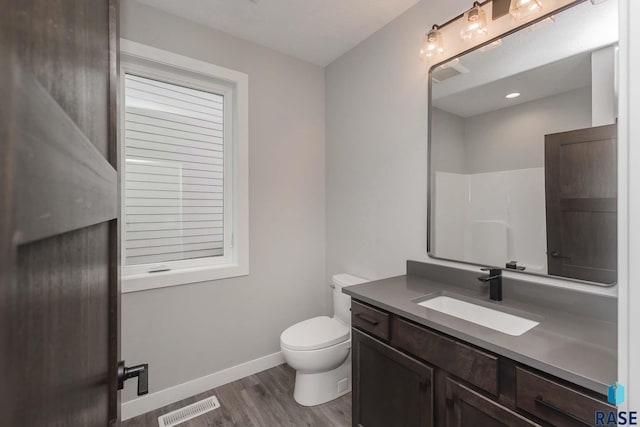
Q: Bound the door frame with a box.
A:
[108,0,121,423]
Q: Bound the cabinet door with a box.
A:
[352,329,433,427]
[446,378,541,427]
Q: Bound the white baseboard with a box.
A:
[121,351,285,421]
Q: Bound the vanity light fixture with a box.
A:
[419,25,445,61]
[421,0,590,67]
[509,0,543,20]
[460,2,489,42]
[505,92,521,98]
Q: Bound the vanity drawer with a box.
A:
[351,300,390,341]
[515,367,614,426]
[392,317,499,396]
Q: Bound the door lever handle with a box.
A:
[550,251,570,259]
[118,361,149,396]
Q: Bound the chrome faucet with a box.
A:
[477,267,502,301]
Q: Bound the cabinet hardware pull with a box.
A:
[534,396,589,426]
[355,313,379,326]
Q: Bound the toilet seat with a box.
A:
[280,316,350,351]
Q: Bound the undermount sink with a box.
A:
[417,295,540,336]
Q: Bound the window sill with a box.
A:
[121,263,249,293]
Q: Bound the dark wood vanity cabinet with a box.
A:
[352,329,434,427]
[351,300,613,427]
[351,300,391,341]
[445,378,539,427]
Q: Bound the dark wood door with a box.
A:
[445,378,540,427]
[0,0,120,425]
[352,329,434,427]
[544,124,617,284]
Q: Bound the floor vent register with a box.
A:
[158,395,221,427]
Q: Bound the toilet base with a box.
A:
[293,354,351,406]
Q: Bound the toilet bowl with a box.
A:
[280,274,368,406]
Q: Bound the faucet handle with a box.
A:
[479,267,502,277]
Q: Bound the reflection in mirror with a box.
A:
[428,0,618,285]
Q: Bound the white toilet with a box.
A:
[280,273,368,406]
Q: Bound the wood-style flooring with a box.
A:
[121,364,351,427]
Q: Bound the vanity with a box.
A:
[344,262,617,427]
[343,0,620,424]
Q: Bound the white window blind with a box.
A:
[124,73,226,267]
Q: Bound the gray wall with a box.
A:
[326,0,469,282]
[120,0,326,401]
[432,86,592,174]
[462,87,592,173]
[431,107,466,174]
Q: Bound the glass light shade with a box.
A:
[419,27,444,61]
[509,0,543,19]
[460,3,488,41]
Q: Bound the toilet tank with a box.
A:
[332,274,368,324]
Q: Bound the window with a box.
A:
[120,40,248,292]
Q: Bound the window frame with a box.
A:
[120,40,249,293]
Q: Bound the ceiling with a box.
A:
[134,0,421,66]
[432,52,593,118]
[430,0,618,117]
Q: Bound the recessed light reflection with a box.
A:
[505,92,521,99]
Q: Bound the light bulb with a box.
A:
[460,2,488,42]
[419,26,444,62]
[509,0,543,19]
